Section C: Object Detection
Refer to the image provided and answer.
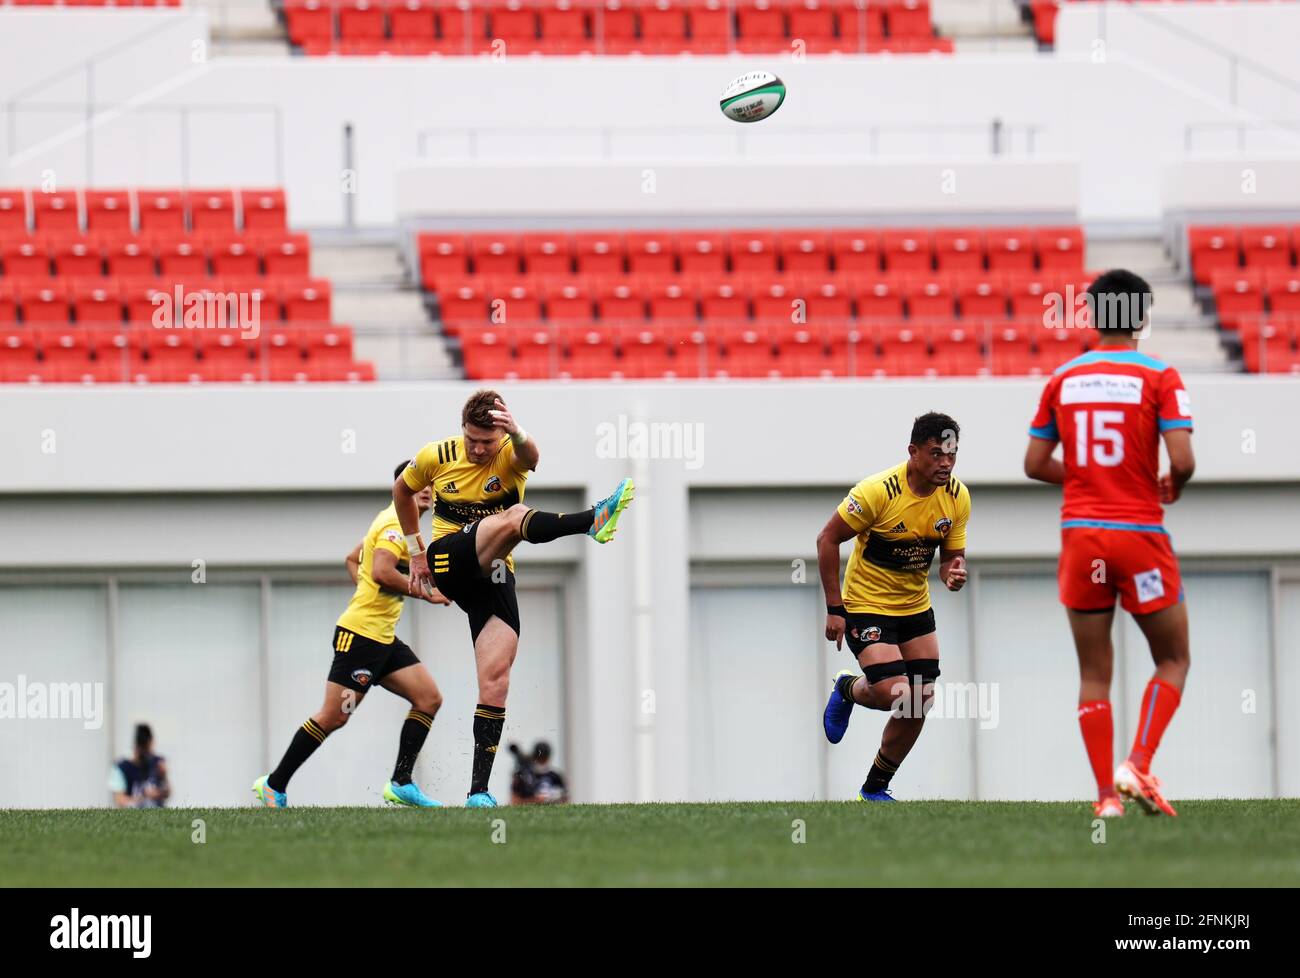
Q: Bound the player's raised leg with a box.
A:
[1115,601,1189,817]
[1067,607,1124,817]
[377,663,445,808]
[470,478,636,575]
[255,681,361,807]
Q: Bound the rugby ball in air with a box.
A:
[720,71,786,124]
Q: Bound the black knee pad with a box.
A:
[906,658,941,683]
[863,660,908,685]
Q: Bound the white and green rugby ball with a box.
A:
[719,71,786,124]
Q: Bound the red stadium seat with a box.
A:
[84,189,133,233]
[596,281,645,322]
[137,190,187,234]
[0,189,28,235]
[1188,226,1240,285]
[285,0,336,48]
[188,190,237,233]
[439,280,488,333]
[881,229,934,274]
[1213,269,1265,331]
[955,275,1008,320]
[36,325,91,366]
[646,280,697,322]
[676,231,729,276]
[156,236,210,278]
[902,275,954,321]
[390,0,438,39]
[537,0,591,52]
[736,0,787,52]
[211,237,262,277]
[700,281,749,321]
[830,229,881,274]
[638,0,689,53]
[1240,225,1293,270]
[544,281,594,324]
[0,284,19,324]
[881,0,932,39]
[419,234,469,288]
[105,238,156,278]
[986,228,1036,273]
[19,282,71,324]
[72,282,123,324]
[240,189,288,231]
[627,231,676,277]
[731,230,779,276]
[339,0,387,40]
[777,229,831,274]
[3,239,50,278]
[853,279,904,320]
[1266,269,1300,317]
[1036,226,1085,274]
[574,232,625,276]
[284,280,333,322]
[684,0,731,53]
[489,281,544,324]
[595,0,638,52]
[934,228,985,275]
[31,191,80,233]
[260,233,312,277]
[50,239,103,278]
[521,232,572,277]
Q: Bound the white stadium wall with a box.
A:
[4,6,1300,228]
[2,379,1300,806]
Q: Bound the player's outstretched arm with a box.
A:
[817,513,857,650]
[1023,436,1065,485]
[1160,429,1195,504]
[344,540,363,584]
[373,548,449,605]
[393,475,430,595]
[491,398,539,471]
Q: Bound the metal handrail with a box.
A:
[414,121,1047,160]
[1121,3,1300,108]
[1183,119,1300,154]
[2,103,286,187]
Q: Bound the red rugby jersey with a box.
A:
[1028,348,1193,527]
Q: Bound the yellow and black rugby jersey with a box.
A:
[836,460,971,616]
[336,503,412,644]
[402,434,530,571]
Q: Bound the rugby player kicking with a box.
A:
[818,412,971,802]
[254,461,451,808]
[1024,270,1194,818]
[397,390,634,807]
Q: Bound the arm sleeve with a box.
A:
[1158,368,1194,432]
[1028,378,1059,441]
[946,487,971,550]
[401,444,439,492]
[836,479,879,534]
[375,527,406,559]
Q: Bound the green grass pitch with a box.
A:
[3,800,1298,887]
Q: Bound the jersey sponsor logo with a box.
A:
[350,668,373,687]
[888,521,908,533]
[934,517,953,535]
[862,625,882,642]
[883,474,903,500]
[441,481,458,493]
[1134,567,1165,604]
[1060,373,1144,405]
[864,534,941,574]
[485,476,503,493]
[1175,389,1191,417]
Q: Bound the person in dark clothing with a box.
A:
[109,723,170,808]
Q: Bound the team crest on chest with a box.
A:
[934,517,953,535]
[485,476,503,493]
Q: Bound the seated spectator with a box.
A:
[109,723,170,808]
